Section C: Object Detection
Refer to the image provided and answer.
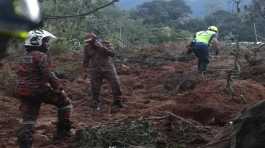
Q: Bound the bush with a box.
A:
[74,120,159,148]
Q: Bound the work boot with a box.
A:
[90,99,101,111]
[17,124,33,148]
[54,107,72,141]
[111,99,123,113]
[19,141,32,148]
[199,71,207,80]
[53,121,72,141]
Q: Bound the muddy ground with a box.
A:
[1,46,265,148]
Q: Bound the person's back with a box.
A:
[195,30,217,45]
[16,50,51,96]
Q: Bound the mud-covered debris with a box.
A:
[177,52,195,62]
[74,112,214,148]
[163,72,200,93]
[74,120,159,148]
[241,64,265,85]
[230,100,265,148]
[204,100,265,148]
[156,112,213,147]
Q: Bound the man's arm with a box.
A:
[186,42,193,54]
[83,38,97,66]
[212,38,221,55]
[186,34,196,54]
[38,54,61,90]
[94,40,115,57]
[209,32,221,55]
[83,46,91,68]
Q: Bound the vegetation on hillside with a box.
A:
[38,0,265,54]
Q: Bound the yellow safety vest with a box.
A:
[195,30,216,45]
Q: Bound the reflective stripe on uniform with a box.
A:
[22,121,36,125]
[58,104,72,111]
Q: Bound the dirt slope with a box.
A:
[0,52,265,148]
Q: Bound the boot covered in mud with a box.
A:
[17,124,34,148]
[18,141,32,148]
[90,98,101,111]
[54,106,72,141]
[111,97,123,113]
[54,121,72,141]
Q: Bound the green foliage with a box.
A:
[180,18,206,33]
[40,0,194,52]
[204,10,241,40]
[134,0,191,26]
[39,0,265,53]
[49,39,72,55]
[182,8,264,42]
[204,8,265,41]
[74,120,158,148]
[41,0,119,53]
[249,0,265,19]
[148,27,192,44]
[204,0,226,15]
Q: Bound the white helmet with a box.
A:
[24,30,56,46]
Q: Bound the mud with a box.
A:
[0,50,264,148]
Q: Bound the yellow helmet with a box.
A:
[208,26,219,32]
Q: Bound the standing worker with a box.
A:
[187,26,220,73]
[16,30,73,148]
[83,32,123,112]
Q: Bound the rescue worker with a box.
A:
[0,0,42,58]
[83,32,123,111]
[188,26,220,73]
[16,30,72,148]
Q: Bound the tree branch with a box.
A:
[44,0,119,20]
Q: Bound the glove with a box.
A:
[215,49,219,55]
[186,45,193,54]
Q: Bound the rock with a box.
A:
[33,133,50,145]
[119,64,131,75]
[7,137,17,145]
[163,72,199,92]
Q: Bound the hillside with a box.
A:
[118,0,252,16]
[1,42,265,148]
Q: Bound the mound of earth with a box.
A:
[141,79,265,126]
[205,100,265,148]
[241,64,265,86]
